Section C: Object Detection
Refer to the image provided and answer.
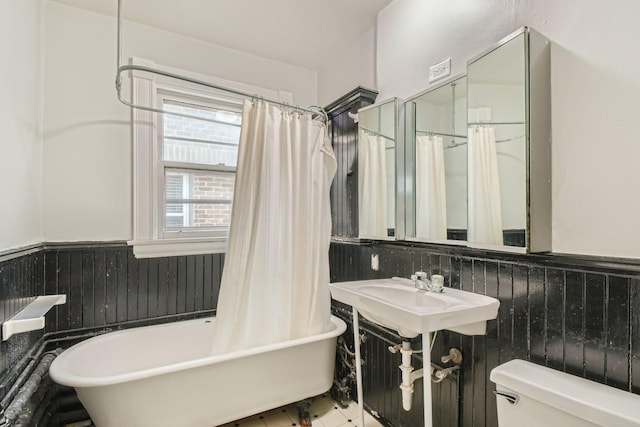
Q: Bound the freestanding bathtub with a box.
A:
[49,315,347,427]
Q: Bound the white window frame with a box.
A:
[128,58,292,258]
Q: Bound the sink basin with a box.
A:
[329,277,500,338]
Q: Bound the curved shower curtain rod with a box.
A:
[113,0,328,124]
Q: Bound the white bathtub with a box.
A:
[49,315,347,427]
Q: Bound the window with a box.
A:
[159,95,241,237]
[130,59,290,258]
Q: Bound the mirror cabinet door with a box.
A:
[466,27,551,253]
[405,76,468,243]
[467,31,528,249]
[357,98,399,240]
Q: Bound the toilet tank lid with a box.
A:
[490,360,640,427]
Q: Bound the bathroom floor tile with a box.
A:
[220,394,384,427]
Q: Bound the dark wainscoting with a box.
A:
[42,244,224,333]
[0,243,225,407]
[330,240,640,427]
[325,87,378,239]
[0,249,44,399]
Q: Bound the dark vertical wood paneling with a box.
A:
[325,87,377,238]
[116,249,128,323]
[176,256,187,314]
[584,273,606,382]
[512,264,528,360]
[606,275,630,389]
[497,263,513,365]
[429,254,442,276]
[564,271,584,376]
[631,278,640,394]
[194,255,204,312]
[203,254,214,310]
[93,249,106,327]
[56,251,71,331]
[448,257,461,290]
[44,252,58,333]
[359,246,376,280]
[528,266,546,364]
[148,258,159,318]
[460,258,474,427]
[471,260,486,427]
[137,258,152,319]
[81,251,95,328]
[485,262,500,427]
[545,268,565,369]
[157,257,169,317]
[213,254,224,309]
[0,250,45,384]
[4,234,640,427]
[37,246,222,330]
[329,242,640,427]
[420,251,432,279]
[69,251,83,329]
[395,247,413,277]
[185,256,195,312]
[105,250,117,324]
[168,257,179,316]
[127,249,138,321]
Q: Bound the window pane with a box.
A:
[163,101,241,167]
[164,169,235,229]
[185,203,232,229]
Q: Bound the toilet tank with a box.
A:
[490,359,640,427]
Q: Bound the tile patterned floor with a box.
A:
[218,394,384,427]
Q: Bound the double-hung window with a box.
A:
[159,93,241,238]
[129,60,255,258]
[130,59,291,258]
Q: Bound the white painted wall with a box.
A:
[318,28,377,106]
[43,2,318,242]
[0,0,44,252]
[319,0,640,258]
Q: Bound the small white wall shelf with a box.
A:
[2,295,67,341]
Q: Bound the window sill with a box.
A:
[128,237,227,258]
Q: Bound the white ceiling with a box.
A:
[49,0,392,70]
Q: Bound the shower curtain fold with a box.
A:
[211,100,336,354]
[468,126,504,246]
[415,135,447,239]
[358,133,388,238]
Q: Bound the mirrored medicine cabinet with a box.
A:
[352,27,550,253]
[404,75,468,244]
[356,98,403,240]
[466,26,551,253]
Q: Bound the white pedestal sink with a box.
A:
[329,277,500,427]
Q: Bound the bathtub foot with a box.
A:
[295,399,312,427]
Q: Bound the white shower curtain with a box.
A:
[468,126,504,245]
[358,133,388,238]
[415,135,447,239]
[211,100,337,354]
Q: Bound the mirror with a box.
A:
[466,27,551,252]
[357,98,400,240]
[405,76,468,243]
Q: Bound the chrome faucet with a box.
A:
[411,272,445,293]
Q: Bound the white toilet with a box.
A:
[491,359,640,427]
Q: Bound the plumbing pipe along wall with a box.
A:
[1,350,61,426]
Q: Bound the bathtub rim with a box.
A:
[50,315,346,388]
